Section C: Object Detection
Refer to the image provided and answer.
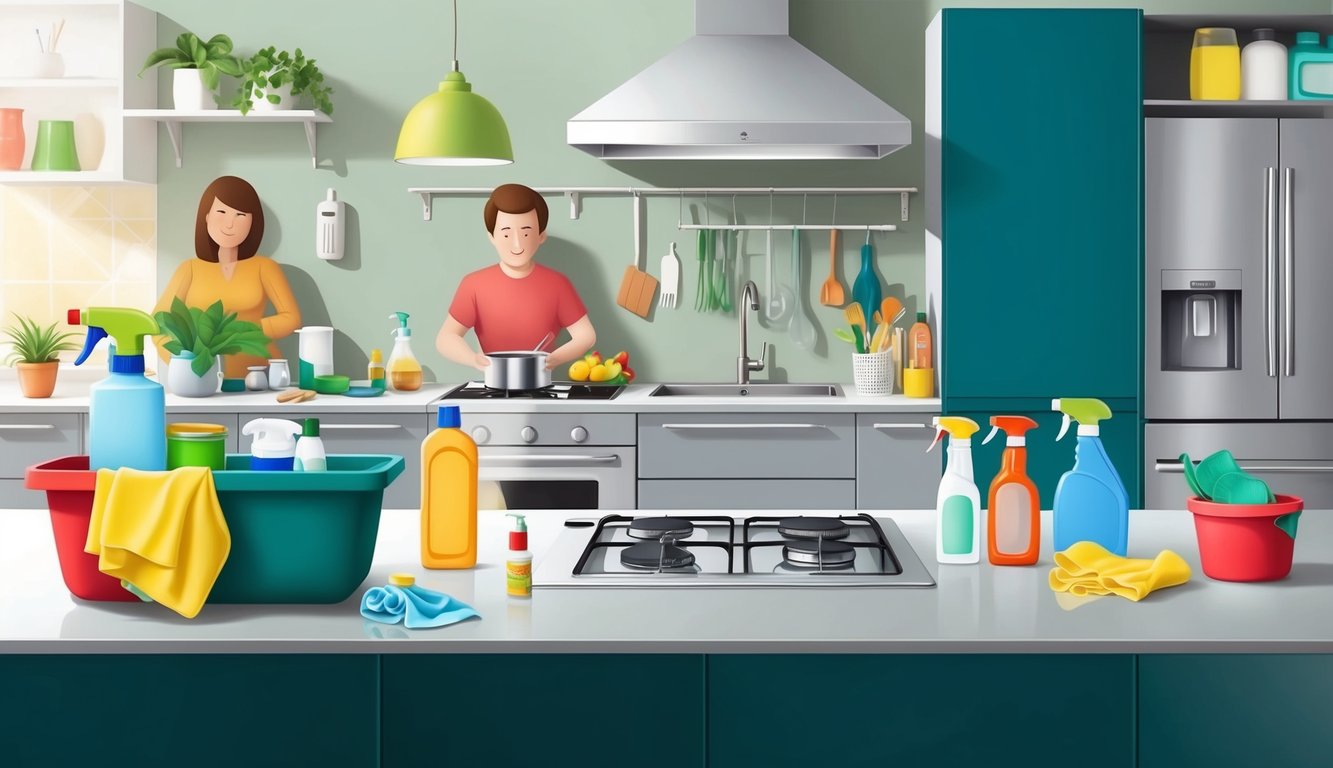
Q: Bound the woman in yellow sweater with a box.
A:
[155,176,301,379]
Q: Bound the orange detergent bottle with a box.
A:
[421,405,478,568]
[982,415,1041,566]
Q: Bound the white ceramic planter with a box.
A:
[172,69,215,111]
[249,76,294,112]
[166,353,222,397]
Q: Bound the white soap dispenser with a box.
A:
[316,188,344,261]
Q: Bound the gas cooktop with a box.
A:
[442,381,624,400]
[533,514,936,588]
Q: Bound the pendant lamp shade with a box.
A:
[395,70,513,165]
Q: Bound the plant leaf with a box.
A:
[139,47,189,75]
[200,64,219,91]
[190,338,213,377]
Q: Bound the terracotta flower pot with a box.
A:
[16,361,59,398]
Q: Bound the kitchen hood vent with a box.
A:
[567,0,911,160]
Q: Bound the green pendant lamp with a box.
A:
[395,0,513,165]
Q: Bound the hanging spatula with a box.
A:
[616,194,657,318]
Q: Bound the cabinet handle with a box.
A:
[1156,460,1333,474]
[871,422,931,430]
[1265,166,1277,378]
[1284,166,1295,377]
[480,454,620,465]
[661,423,828,430]
[317,424,403,431]
[0,423,57,430]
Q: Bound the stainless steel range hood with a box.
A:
[567,0,911,160]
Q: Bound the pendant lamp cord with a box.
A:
[451,0,459,72]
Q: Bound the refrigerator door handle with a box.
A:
[1156,460,1333,474]
[1283,166,1295,377]
[1265,166,1278,377]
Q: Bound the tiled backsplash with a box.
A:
[0,186,157,365]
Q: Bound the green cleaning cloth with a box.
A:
[1179,450,1275,504]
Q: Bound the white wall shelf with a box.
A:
[123,109,332,169]
[0,169,123,183]
[0,77,118,89]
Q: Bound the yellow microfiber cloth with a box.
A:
[85,467,230,619]
[1049,541,1191,602]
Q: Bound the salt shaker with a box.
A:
[268,359,291,389]
[245,366,270,391]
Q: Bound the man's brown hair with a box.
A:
[484,184,549,234]
[195,176,266,263]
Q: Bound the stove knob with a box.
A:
[570,426,589,443]
[470,426,491,444]
[520,426,538,443]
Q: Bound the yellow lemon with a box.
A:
[568,360,590,381]
[589,364,609,382]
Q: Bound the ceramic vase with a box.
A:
[0,108,23,171]
[166,353,222,397]
[172,69,215,111]
[30,120,79,171]
[16,361,58,398]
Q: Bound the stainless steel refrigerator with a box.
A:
[1145,117,1333,507]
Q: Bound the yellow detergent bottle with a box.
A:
[421,405,478,569]
[386,312,422,391]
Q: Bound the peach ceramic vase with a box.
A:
[0,108,23,170]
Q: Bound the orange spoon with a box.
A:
[819,230,846,307]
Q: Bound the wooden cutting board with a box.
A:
[616,193,657,318]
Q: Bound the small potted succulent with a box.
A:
[140,32,243,111]
[3,314,79,398]
[233,47,334,115]
[154,299,270,397]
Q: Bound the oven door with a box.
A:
[478,446,635,510]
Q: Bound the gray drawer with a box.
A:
[638,480,856,510]
[638,413,855,479]
[0,478,46,509]
[0,413,81,478]
[453,411,635,446]
[166,414,240,454]
[856,415,940,510]
[239,412,426,509]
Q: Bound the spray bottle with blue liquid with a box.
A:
[1052,398,1129,555]
[68,307,164,471]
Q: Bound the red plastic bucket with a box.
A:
[1187,494,1303,582]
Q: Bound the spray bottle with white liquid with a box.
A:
[928,416,982,564]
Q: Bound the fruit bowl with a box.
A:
[568,350,635,386]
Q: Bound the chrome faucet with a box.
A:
[738,281,767,384]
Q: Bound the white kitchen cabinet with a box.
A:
[638,479,855,510]
[0,412,81,508]
[855,414,941,510]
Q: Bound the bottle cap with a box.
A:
[370,348,383,363]
[1253,28,1276,41]
[241,418,301,458]
[1297,30,1320,45]
[916,312,927,322]
[302,417,320,437]
[438,405,461,429]
[388,573,415,587]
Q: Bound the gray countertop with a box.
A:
[2,506,1330,654]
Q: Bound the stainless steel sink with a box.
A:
[649,383,841,397]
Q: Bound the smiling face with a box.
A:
[489,209,547,273]
[206,198,254,250]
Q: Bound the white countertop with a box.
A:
[3,506,1331,653]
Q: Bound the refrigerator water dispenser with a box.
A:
[1160,270,1240,370]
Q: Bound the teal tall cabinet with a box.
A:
[926,8,1144,506]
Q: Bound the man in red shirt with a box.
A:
[436,184,596,372]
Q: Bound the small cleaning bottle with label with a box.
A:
[982,416,1041,566]
[69,307,165,471]
[242,418,301,471]
[387,312,423,392]
[294,417,327,472]
[1052,398,1129,556]
[928,416,982,564]
[368,348,386,391]
[421,405,479,569]
[506,512,532,597]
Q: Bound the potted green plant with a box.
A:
[3,314,79,398]
[233,47,334,115]
[154,299,270,397]
[140,32,243,111]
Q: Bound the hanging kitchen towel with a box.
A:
[85,466,230,619]
[360,574,480,629]
[1049,541,1191,602]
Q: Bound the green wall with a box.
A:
[145,0,1328,385]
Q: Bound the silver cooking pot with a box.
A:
[484,351,551,391]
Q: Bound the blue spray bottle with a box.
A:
[68,307,164,471]
[1051,398,1128,555]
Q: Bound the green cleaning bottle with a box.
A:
[1052,398,1129,555]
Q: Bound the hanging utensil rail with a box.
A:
[408,186,917,222]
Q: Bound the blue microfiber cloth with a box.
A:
[360,574,480,629]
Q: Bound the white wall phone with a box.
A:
[316,188,345,261]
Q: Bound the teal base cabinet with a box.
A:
[0,655,377,767]
[1138,655,1333,768]
[382,654,705,768]
[707,655,1134,768]
[957,409,1142,510]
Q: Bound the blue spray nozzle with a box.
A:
[73,325,107,366]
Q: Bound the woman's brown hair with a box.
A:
[195,176,265,262]
[484,183,549,234]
